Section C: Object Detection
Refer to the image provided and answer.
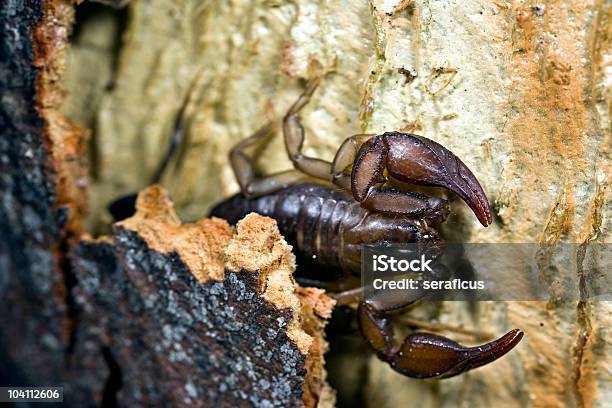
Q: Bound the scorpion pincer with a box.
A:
[210,76,523,379]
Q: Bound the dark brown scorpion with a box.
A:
[109,76,523,379]
[210,77,523,379]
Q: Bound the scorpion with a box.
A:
[210,76,523,379]
[110,76,523,380]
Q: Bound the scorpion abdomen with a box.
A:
[211,184,359,269]
[210,183,440,277]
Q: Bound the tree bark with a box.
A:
[70,186,335,407]
[0,0,87,399]
[1,1,335,406]
[1,0,610,407]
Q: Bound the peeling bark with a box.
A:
[2,1,336,405]
[71,186,335,407]
[0,0,86,401]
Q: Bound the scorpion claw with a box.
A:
[390,329,524,379]
[359,302,523,379]
[382,132,493,226]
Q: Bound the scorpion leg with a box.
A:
[282,77,335,180]
[351,133,493,226]
[283,78,385,191]
[232,77,349,197]
[358,301,523,379]
[230,122,312,197]
[107,78,201,222]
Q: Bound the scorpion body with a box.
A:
[207,75,523,379]
[211,183,441,277]
[110,75,523,380]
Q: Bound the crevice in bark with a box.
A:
[31,0,88,373]
[324,307,368,408]
[101,346,123,408]
[572,243,593,408]
[59,236,80,362]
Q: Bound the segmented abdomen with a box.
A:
[210,184,364,269]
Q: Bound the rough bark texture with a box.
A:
[0,0,87,399]
[62,1,610,407]
[1,1,335,406]
[70,186,335,407]
[1,0,610,407]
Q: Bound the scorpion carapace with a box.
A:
[210,76,523,379]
